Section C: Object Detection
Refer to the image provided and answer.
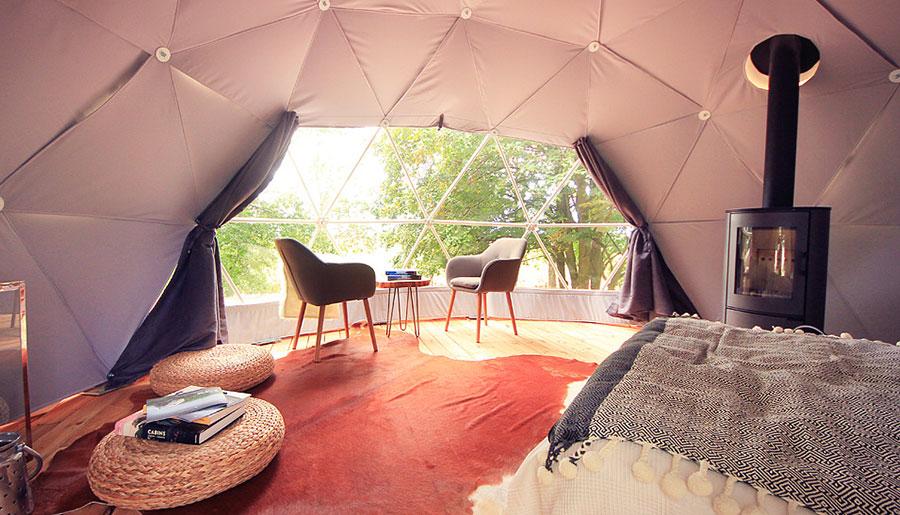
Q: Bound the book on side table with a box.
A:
[114,386,250,445]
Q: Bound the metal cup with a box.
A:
[0,432,43,515]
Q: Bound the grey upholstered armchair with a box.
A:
[275,238,377,362]
[444,238,527,342]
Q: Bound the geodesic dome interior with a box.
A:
[1,0,898,406]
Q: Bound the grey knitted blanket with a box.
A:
[587,318,900,514]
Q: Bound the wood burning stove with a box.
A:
[725,207,829,329]
[723,35,830,331]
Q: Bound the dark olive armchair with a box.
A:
[444,238,527,342]
[275,238,377,362]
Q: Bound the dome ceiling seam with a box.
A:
[594,111,697,145]
[493,49,589,132]
[55,0,152,54]
[601,0,692,45]
[0,56,152,191]
[814,0,897,68]
[467,15,591,48]
[381,18,460,119]
[285,11,330,122]
[649,121,707,222]
[708,119,763,185]
[462,21,496,128]
[170,4,321,53]
[331,11,388,116]
[600,45,701,110]
[701,0,746,108]
[169,66,204,216]
[2,212,113,370]
[814,85,898,206]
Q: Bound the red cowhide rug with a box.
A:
[34,334,596,514]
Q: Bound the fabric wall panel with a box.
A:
[587,48,699,142]
[0,0,145,182]
[5,213,191,369]
[337,10,456,112]
[650,221,726,320]
[171,0,317,51]
[470,0,600,47]
[171,10,321,122]
[59,0,177,53]
[0,60,198,223]
[0,215,108,410]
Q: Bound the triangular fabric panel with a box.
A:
[6,213,191,368]
[170,0,317,51]
[470,0,600,46]
[707,0,894,114]
[389,22,490,130]
[289,11,385,126]
[499,51,590,147]
[1,60,198,223]
[651,220,725,319]
[820,0,900,66]
[715,83,896,205]
[599,0,684,43]
[171,10,321,122]
[337,10,456,113]
[598,115,704,219]
[828,225,900,341]
[59,0,177,53]
[171,69,272,210]
[0,215,108,409]
[466,20,582,127]
[0,0,145,182]
[654,123,761,222]
[604,0,742,105]
[587,47,699,142]
[820,88,900,225]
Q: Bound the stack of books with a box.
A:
[385,269,422,281]
[114,386,250,445]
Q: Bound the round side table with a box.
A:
[375,279,430,337]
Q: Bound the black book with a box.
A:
[137,407,245,444]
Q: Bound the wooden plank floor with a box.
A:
[6,318,636,469]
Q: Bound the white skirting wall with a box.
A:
[224,287,625,344]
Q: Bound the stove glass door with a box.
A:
[735,226,797,299]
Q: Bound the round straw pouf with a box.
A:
[149,344,274,396]
[87,398,284,510]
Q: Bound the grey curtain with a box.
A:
[107,112,298,386]
[574,137,696,322]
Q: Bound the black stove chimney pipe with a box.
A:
[761,36,801,209]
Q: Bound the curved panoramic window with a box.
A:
[219,127,631,303]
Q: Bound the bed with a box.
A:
[493,317,900,515]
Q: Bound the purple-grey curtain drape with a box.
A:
[107,112,298,386]
[574,137,696,322]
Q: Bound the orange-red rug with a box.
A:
[35,334,596,514]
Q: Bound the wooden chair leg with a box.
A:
[363,298,378,352]
[292,301,307,351]
[506,292,518,336]
[341,301,350,339]
[483,292,488,326]
[445,290,456,331]
[313,306,326,363]
[476,291,482,343]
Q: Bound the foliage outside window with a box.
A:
[218,127,630,302]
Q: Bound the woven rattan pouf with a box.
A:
[149,344,274,396]
[88,398,284,510]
